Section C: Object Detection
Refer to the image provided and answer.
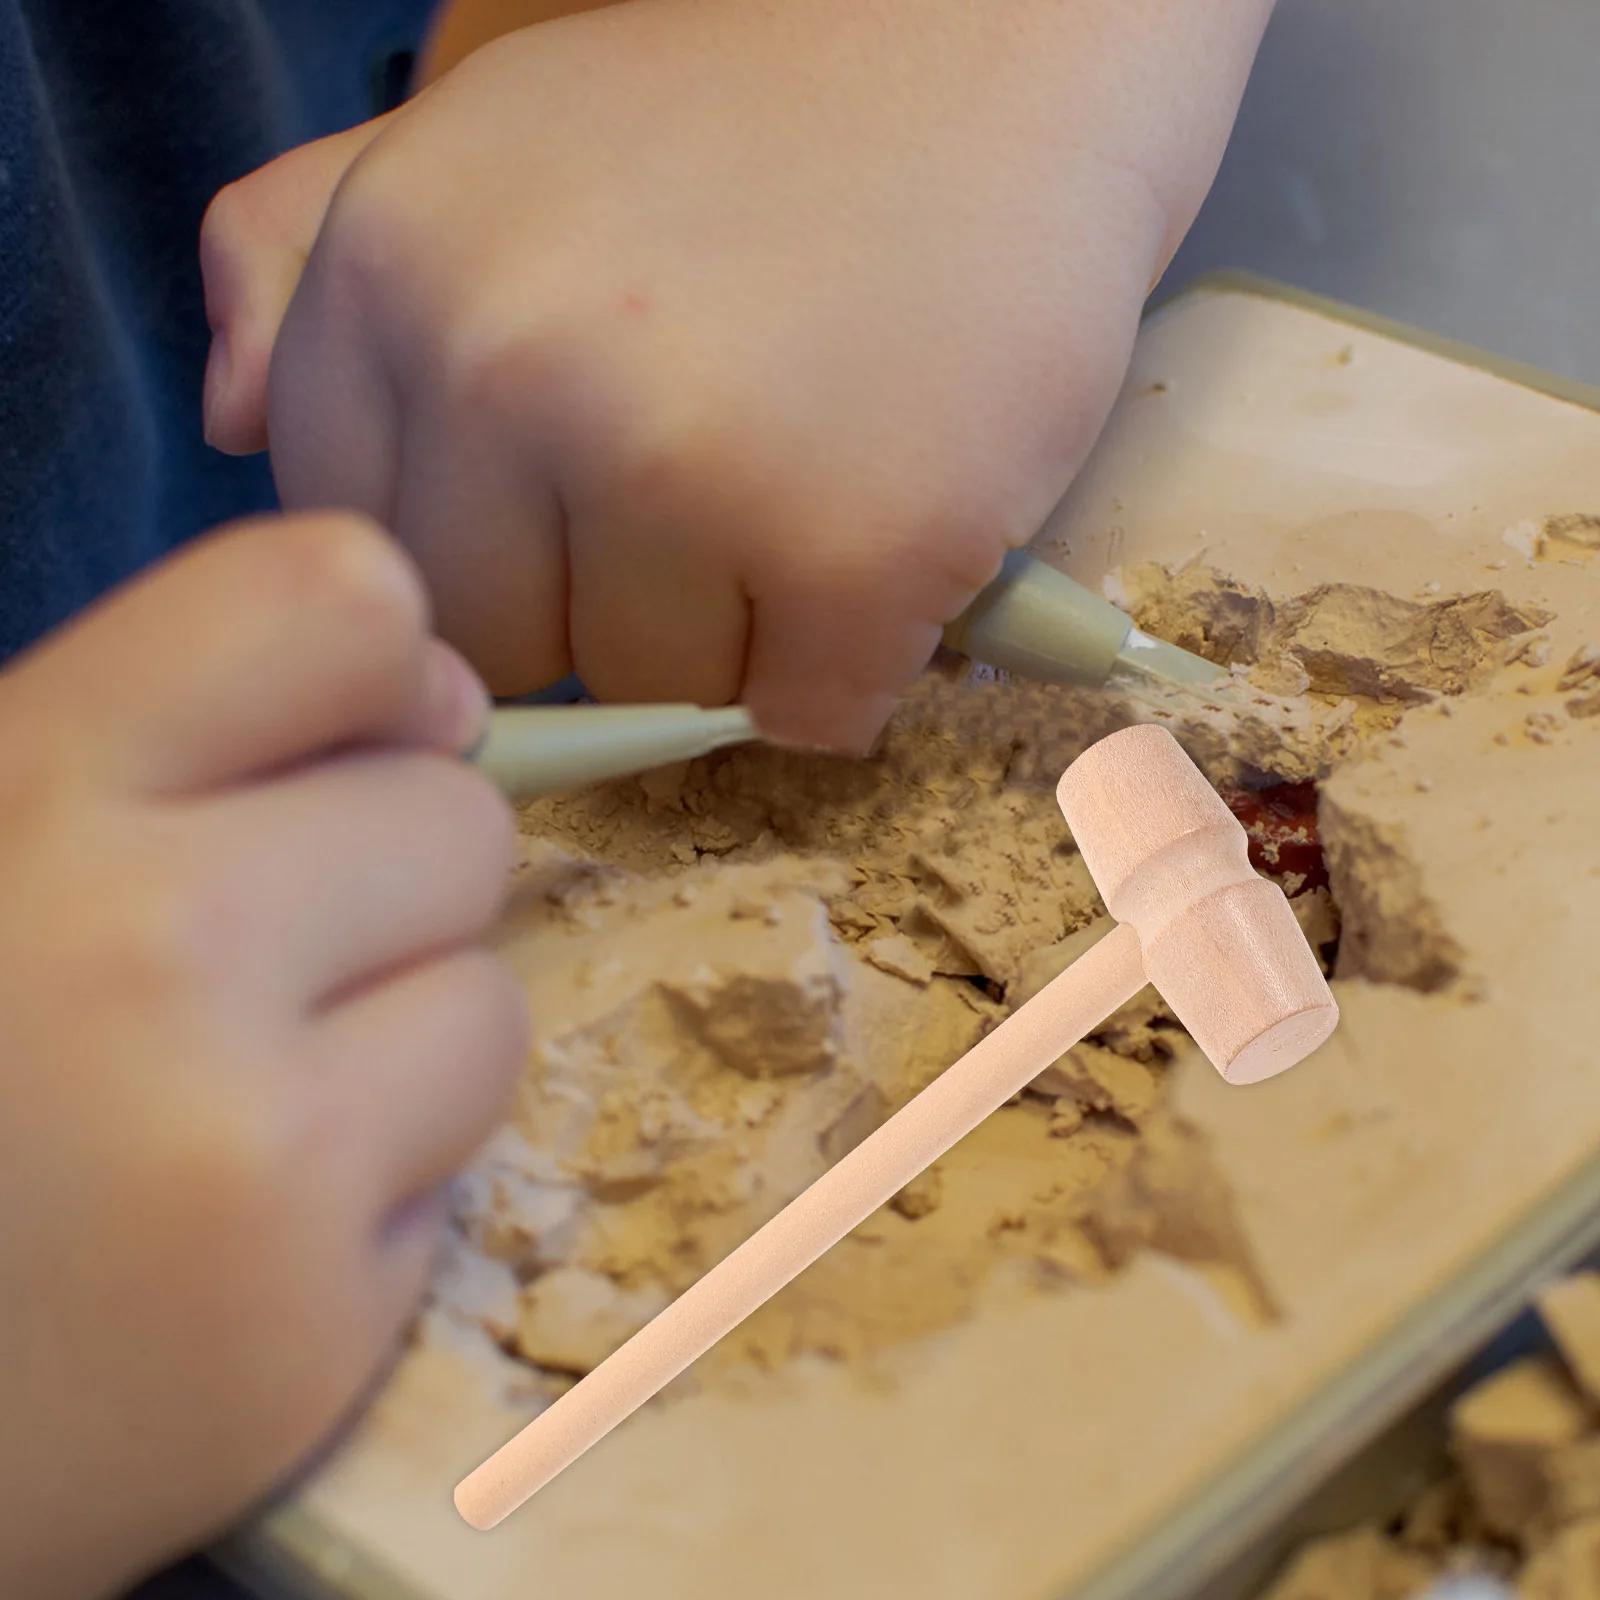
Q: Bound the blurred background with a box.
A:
[1167,0,1600,384]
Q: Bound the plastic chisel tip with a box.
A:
[1113,627,1227,687]
[472,702,760,799]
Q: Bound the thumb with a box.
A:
[200,116,394,456]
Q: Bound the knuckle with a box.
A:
[314,145,422,308]
[428,294,566,439]
[610,399,740,521]
[844,485,1010,615]
[436,313,527,415]
[163,1088,285,1238]
[109,1018,288,1248]
[101,852,247,1005]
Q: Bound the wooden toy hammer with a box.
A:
[454,723,1339,1528]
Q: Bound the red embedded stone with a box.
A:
[1219,781,1328,892]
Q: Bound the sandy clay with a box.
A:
[285,287,1600,1600]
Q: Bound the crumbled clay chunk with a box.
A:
[1048,1102,1086,1138]
[1292,886,1341,954]
[891,1166,943,1219]
[1558,644,1600,692]
[1259,1525,1439,1600]
[1274,1283,1600,1593]
[1448,1356,1592,1540]
[1012,918,1118,1008]
[1546,1437,1600,1529]
[515,1267,669,1375]
[1394,1477,1469,1554]
[429,1246,521,1346]
[1521,1516,1600,1600]
[1540,1276,1600,1406]
[862,932,935,985]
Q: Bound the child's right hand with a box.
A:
[0,513,527,1600]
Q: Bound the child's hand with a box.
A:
[0,514,525,1599]
[203,0,1271,751]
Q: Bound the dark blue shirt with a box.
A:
[0,0,436,663]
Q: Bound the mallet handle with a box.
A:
[455,921,1148,1529]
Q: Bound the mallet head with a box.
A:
[1057,724,1338,1085]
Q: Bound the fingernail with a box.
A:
[756,708,887,760]
[425,645,492,754]
[202,331,230,448]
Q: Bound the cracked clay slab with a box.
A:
[274,284,1600,1600]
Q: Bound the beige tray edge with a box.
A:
[1155,268,1600,414]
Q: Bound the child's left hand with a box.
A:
[202,0,1270,752]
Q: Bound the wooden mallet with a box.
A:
[454,723,1339,1528]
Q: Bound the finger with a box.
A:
[197,748,517,1012]
[559,408,757,706]
[391,388,574,697]
[200,117,394,456]
[742,517,1007,752]
[566,500,750,709]
[264,156,408,532]
[743,577,934,753]
[22,513,484,794]
[311,947,528,1220]
[402,639,492,753]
